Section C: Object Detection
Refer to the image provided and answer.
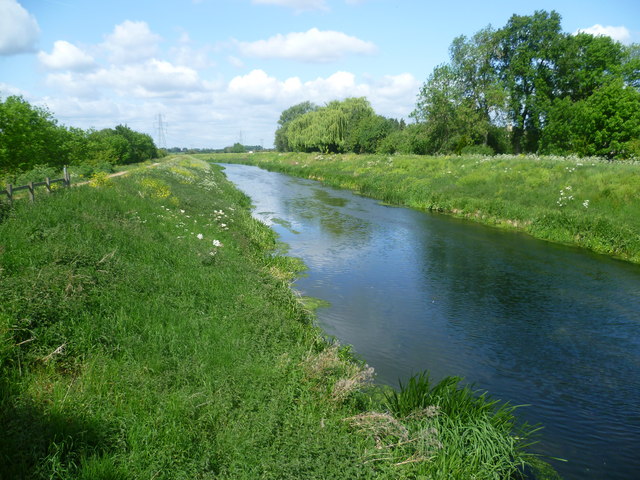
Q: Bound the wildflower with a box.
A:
[197,233,204,240]
[180,209,185,213]
[212,239,223,247]
[583,200,590,208]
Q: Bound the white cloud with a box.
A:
[238,28,376,62]
[102,20,161,63]
[46,59,207,99]
[252,0,329,12]
[38,40,95,71]
[226,69,418,115]
[576,24,632,44]
[0,0,40,55]
[41,64,419,147]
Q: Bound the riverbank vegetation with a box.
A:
[0,95,161,184]
[207,152,640,264]
[0,156,551,479]
[275,11,639,159]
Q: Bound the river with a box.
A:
[220,163,640,480]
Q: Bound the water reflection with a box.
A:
[220,163,640,480]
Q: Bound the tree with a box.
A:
[332,97,375,151]
[283,98,375,153]
[113,124,158,164]
[621,43,640,90]
[493,10,565,153]
[0,96,67,172]
[555,33,625,102]
[274,101,318,152]
[350,115,402,154]
[541,79,640,158]
[412,65,489,153]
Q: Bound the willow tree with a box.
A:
[283,97,375,153]
[274,101,318,152]
[287,108,346,153]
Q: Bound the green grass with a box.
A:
[0,156,549,479]
[208,152,640,264]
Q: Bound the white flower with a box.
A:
[180,209,185,213]
[583,200,590,208]
[212,240,223,247]
[197,233,204,240]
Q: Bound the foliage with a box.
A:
[275,101,318,152]
[278,97,407,154]
[0,96,67,172]
[0,95,159,175]
[381,373,537,479]
[410,10,639,158]
[273,11,637,158]
[541,79,640,158]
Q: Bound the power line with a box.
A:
[154,114,167,148]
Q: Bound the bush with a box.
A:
[14,165,59,186]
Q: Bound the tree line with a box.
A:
[0,95,159,175]
[275,10,640,159]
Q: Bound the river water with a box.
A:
[220,163,640,480]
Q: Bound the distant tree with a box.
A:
[333,97,375,151]
[288,107,346,153]
[230,142,245,153]
[412,65,489,153]
[349,115,401,153]
[113,124,158,163]
[275,101,318,152]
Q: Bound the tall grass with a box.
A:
[0,156,548,479]
[380,373,540,479]
[209,152,640,264]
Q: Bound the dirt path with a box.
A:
[75,162,162,186]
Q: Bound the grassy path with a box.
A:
[0,156,549,479]
[207,152,640,264]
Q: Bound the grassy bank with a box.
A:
[1,156,546,479]
[206,152,640,264]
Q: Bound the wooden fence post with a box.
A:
[45,177,51,193]
[63,166,70,187]
[7,184,12,206]
[28,182,35,203]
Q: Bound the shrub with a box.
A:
[14,164,59,185]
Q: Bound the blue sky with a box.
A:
[1,0,638,148]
